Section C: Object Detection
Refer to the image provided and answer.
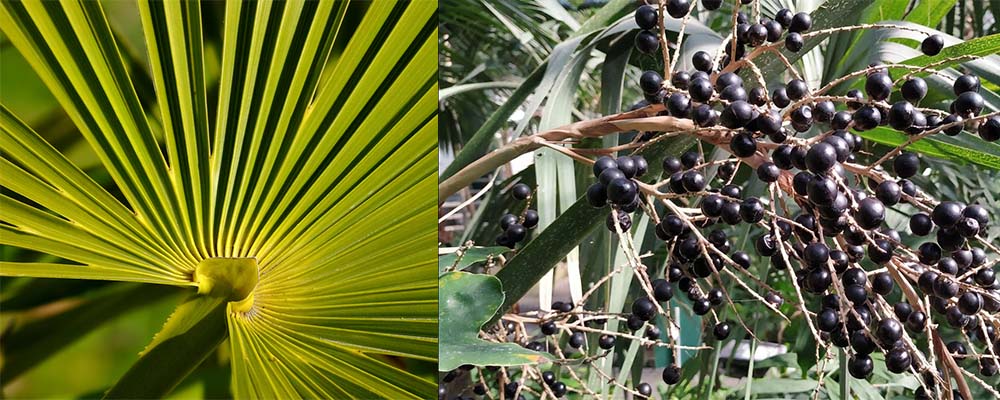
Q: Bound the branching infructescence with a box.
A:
[440,0,1000,399]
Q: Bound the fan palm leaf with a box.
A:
[0,0,436,398]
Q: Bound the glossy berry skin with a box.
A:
[639,70,663,94]
[932,201,965,228]
[702,0,723,11]
[635,31,659,53]
[772,87,790,107]
[593,156,618,177]
[541,321,558,335]
[906,311,926,332]
[853,106,881,131]
[921,34,944,56]
[954,74,980,94]
[586,183,608,207]
[632,297,656,321]
[909,213,932,236]
[814,101,835,122]
[682,170,706,192]
[511,183,531,200]
[953,91,984,116]
[756,162,780,182]
[980,116,1000,141]
[729,131,757,157]
[550,382,567,397]
[893,153,919,178]
[569,331,585,348]
[506,224,527,242]
[606,178,637,205]
[886,348,912,373]
[715,72,743,92]
[877,318,904,344]
[652,279,674,302]
[784,79,808,101]
[523,209,539,228]
[865,72,893,101]
[740,197,765,223]
[662,90,689,115]
[958,292,982,315]
[666,0,690,19]
[688,78,713,102]
[805,142,837,173]
[807,175,837,206]
[901,77,928,103]
[662,156,682,174]
[635,5,658,30]
[888,101,915,130]
[875,180,901,205]
[598,334,615,349]
[848,355,874,379]
[855,198,886,229]
[713,321,731,340]
[662,365,681,384]
[940,114,964,136]
[763,19,783,42]
[692,51,713,72]
[788,12,812,33]
[785,32,803,52]
[774,9,793,27]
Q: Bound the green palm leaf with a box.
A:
[1,1,436,398]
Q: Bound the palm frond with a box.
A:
[0,0,436,397]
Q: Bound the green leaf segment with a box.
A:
[0,0,437,398]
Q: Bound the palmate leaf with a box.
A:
[0,1,436,398]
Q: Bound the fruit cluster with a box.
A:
[585,155,650,232]
[496,183,539,248]
[445,1,999,399]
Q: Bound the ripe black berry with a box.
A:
[901,77,928,103]
[586,183,608,207]
[541,321,558,335]
[855,198,886,229]
[632,297,656,321]
[569,331,585,348]
[953,74,980,94]
[512,183,531,200]
[662,365,681,384]
[875,180,901,205]
[865,72,893,101]
[805,142,837,173]
[702,0,723,11]
[606,178,637,205]
[635,31,659,53]
[652,279,673,302]
[681,151,701,169]
[756,162,780,182]
[666,92,692,116]
[523,210,539,228]
[952,91,984,116]
[980,116,1000,141]
[958,292,982,315]
[848,354,874,379]
[921,34,944,56]
[784,32,803,52]
[877,318,903,344]
[639,70,663,95]
[853,106,881,131]
[888,101,915,130]
[691,51,713,72]
[740,197,764,223]
[893,152,919,178]
[807,175,837,205]
[932,201,965,228]
[682,170,706,191]
[886,348,912,373]
[666,0,690,19]
[598,334,615,349]
[788,12,812,33]
[635,5,658,30]
[713,321,731,340]
[729,131,757,157]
